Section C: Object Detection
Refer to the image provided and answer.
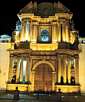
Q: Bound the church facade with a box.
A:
[6,1,80,93]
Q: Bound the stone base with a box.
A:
[6,84,80,93]
[6,84,31,92]
[55,84,80,93]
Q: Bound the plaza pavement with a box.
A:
[0,92,85,102]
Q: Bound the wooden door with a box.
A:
[34,63,52,91]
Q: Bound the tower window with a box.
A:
[38,30,50,43]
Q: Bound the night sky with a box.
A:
[0,0,85,37]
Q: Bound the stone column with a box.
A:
[20,19,25,41]
[62,23,64,42]
[65,21,70,42]
[32,21,38,43]
[8,55,13,81]
[68,57,71,83]
[16,58,21,82]
[55,57,58,83]
[25,58,28,82]
[61,20,70,42]
[52,22,57,43]
[63,56,66,83]
[52,72,56,91]
[20,59,23,82]
[75,56,79,84]
[61,56,64,78]
[57,22,61,42]
[31,71,35,91]
[26,58,30,82]
[58,55,62,83]
[22,59,27,82]
[66,57,68,84]
[62,23,66,42]
[56,23,59,42]
[25,18,30,41]
[58,19,64,42]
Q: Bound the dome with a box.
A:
[19,1,70,17]
[16,20,22,31]
[37,2,54,17]
[0,34,11,42]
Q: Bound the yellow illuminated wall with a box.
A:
[79,43,85,93]
[0,42,85,92]
[0,43,11,90]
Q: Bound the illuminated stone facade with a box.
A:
[79,38,85,93]
[0,43,11,90]
[6,1,80,93]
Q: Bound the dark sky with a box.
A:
[0,0,85,37]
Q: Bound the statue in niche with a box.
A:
[71,76,75,85]
[11,75,16,84]
[61,76,64,84]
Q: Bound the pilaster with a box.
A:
[31,71,35,91]
[52,21,57,43]
[32,21,38,43]
[58,55,61,83]
[52,71,56,91]
[20,19,25,41]
[58,21,61,42]
[68,57,71,83]
[75,55,79,84]
[8,55,13,81]
[65,22,69,42]
[66,57,68,84]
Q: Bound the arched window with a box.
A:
[38,30,50,43]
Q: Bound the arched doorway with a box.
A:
[34,63,53,91]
